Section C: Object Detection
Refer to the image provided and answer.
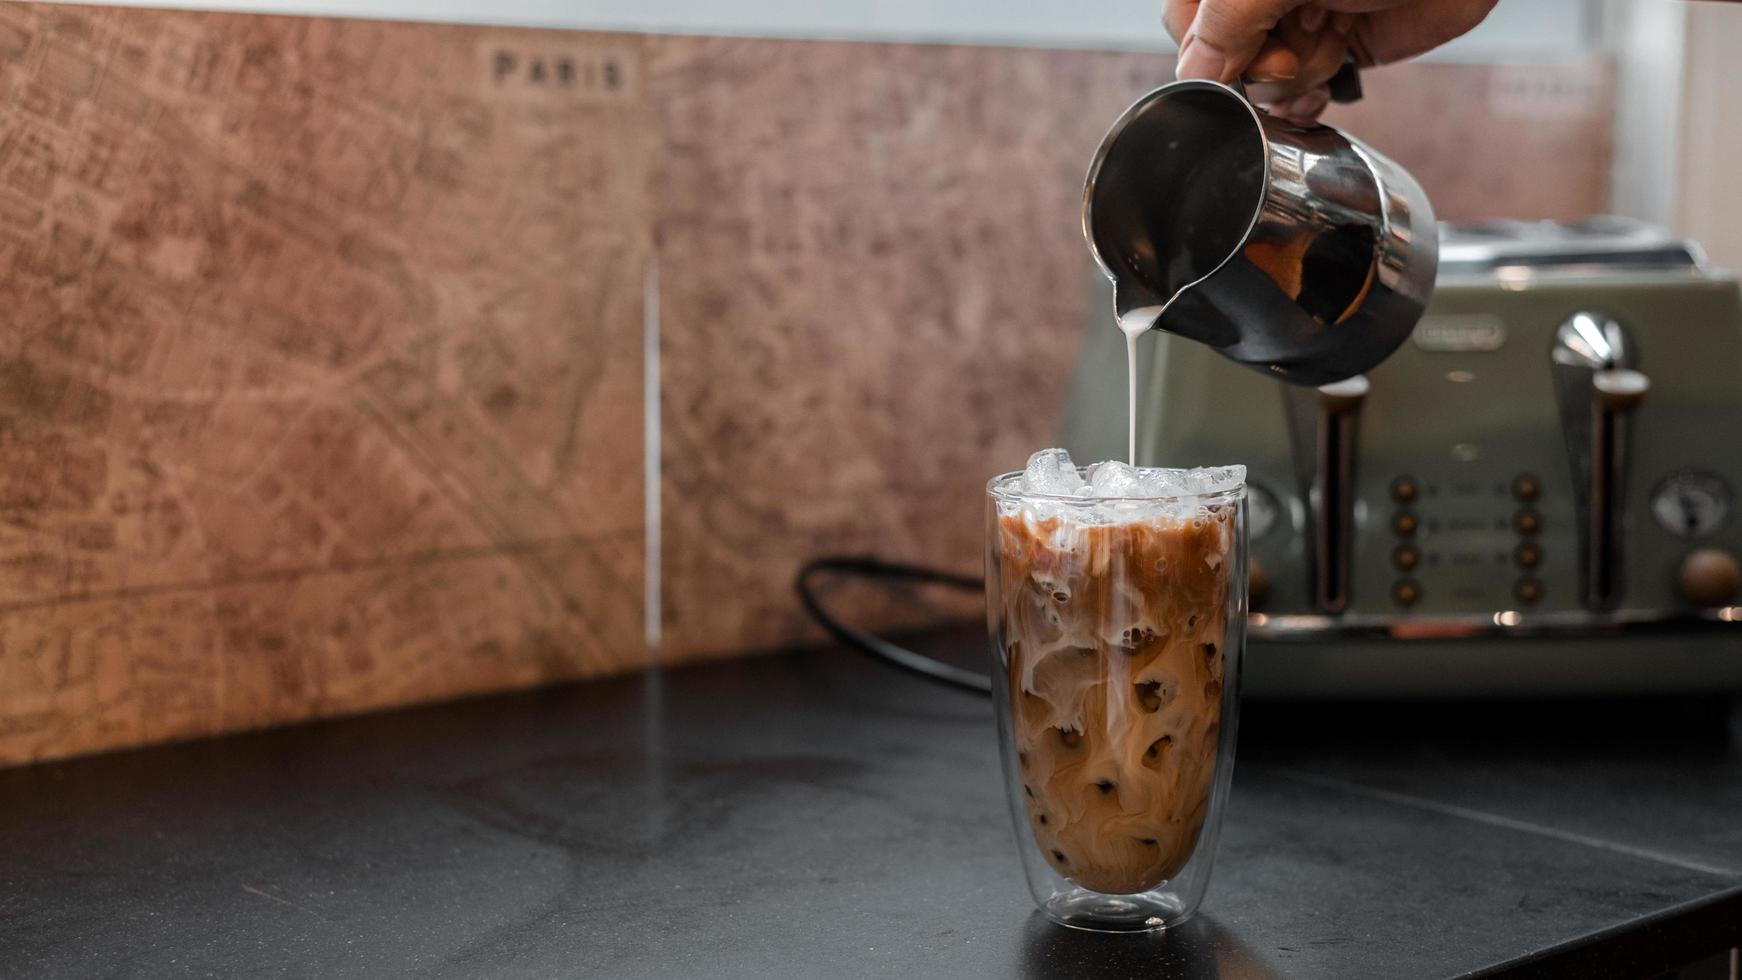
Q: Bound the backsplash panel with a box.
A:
[649,37,1165,658]
[0,4,649,763]
[1323,60,1613,224]
[0,3,1612,762]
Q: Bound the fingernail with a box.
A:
[1247,65,1298,83]
[1300,5,1328,32]
[1175,37,1229,81]
[1247,39,1300,82]
[1331,12,1355,36]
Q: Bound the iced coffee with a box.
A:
[987,449,1245,923]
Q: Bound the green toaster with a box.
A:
[1063,218,1742,698]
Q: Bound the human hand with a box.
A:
[1162,0,1499,123]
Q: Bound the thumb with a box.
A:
[1176,0,1305,82]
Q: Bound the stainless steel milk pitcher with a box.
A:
[1083,79,1438,386]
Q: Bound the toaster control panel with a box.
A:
[1376,472,1550,610]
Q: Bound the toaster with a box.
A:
[1062,218,1742,698]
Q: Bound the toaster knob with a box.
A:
[1393,544,1422,571]
[1514,578,1544,605]
[1679,549,1741,608]
[1513,510,1542,536]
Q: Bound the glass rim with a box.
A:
[986,469,1247,506]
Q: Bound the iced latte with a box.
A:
[988,450,1244,920]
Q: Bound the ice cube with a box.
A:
[1140,467,1184,498]
[1186,465,1246,495]
[1022,448,1085,495]
[1073,505,1112,526]
[1087,460,1142,497]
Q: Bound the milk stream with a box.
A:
[1116,307,1163,465]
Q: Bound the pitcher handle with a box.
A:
[1326,57,1363,104]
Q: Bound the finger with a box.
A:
[1176,0,1305,82]
[1265,91,1306,118]
[1313,0,1419,11]
[1292,87,1332,118]
[1282,17,1351,88]
[1246,37,1302,83]
[1162,0,1198,44]
[1268,86,1331,124]
[1228,12,1343,99]
[1246,13,1347,97]
[1243,79,1301,103]
[1347,0,1498,66]
[1298,3,1328,33]
[1271,85,1327,110]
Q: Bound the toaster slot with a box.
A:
[1552,312,1646,611]
[1311,376,1369,613]
[1588,369,1649,609]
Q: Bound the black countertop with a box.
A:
[4,635,1741,979]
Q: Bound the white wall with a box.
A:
[1673,3,1742,272]
[43,0,1598,56]
[1605,0,1686,229]
[1603,0,1742,272]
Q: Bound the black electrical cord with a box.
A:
[794,556,992,695]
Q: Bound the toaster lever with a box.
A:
[1313,376,1369,613]
[1588,369,1648,609]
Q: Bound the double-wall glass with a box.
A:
[986,471,1247,932]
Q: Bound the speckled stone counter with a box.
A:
[3,636,1739,979]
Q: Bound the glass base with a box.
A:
[1040,889,1192,933]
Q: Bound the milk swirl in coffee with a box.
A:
[993,452,1238,895]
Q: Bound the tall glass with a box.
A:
[986,469,1246,932]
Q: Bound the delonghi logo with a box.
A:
[1413,315,1508,352]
